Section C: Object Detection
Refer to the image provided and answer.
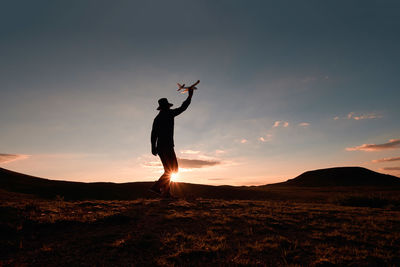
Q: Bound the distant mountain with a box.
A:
[270,167,400,187]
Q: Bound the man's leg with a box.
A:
[168,148,178,174]
[150,148,169,194]
[162,148,178,195]
[153,147,178,196]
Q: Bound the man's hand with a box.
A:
[152,146,158,156]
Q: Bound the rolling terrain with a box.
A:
[1,167,400,266]
[0,167,270,200]
[1,166,399,201]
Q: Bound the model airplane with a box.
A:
[177,80,200,93]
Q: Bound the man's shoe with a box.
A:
[148,186,162,196]
[162,191,177,199]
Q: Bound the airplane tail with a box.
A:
[177,83,185,90]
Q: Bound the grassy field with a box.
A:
[1,192,400,266]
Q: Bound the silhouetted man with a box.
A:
[149,87,194,197]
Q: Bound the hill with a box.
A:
[1,167,400,201]
[0,168,269,200]
[270,167,400,187]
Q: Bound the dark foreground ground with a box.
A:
[1,191,400,266]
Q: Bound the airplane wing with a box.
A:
[190,80,200,88]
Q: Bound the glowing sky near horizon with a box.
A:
[1,1,400,185]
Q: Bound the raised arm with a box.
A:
[172,88,194,117]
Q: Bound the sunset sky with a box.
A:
[1,1,400,185]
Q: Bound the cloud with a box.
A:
[381,167,400,171]
[372,156,400,163]
[346,139,400,151]
[298,122,310,127]
[142,161,162,168]
[215,150,226,155]
[240,139,248,144]
[335,112,382,121]
[273,121,289,128]
[0,153,29,164]
[180,150,200,155]
[143,157,222,169]
[347,112,382,120]
[178,158,221,169]
[259,134,272,142]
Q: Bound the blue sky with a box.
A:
[1,1,399,184]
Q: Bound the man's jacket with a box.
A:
[151,98,191,149]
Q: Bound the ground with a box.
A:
[1,194,400,266]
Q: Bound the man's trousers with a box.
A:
[153,146,178,194]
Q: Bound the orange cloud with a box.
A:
[372,156,400,163]
[334,112,382,121]
[346,139,400,151]
[298,122,310,127]
[143,157,221,169]
[178,158,221,169]
[259,134,272,142]
[180,150,200,155]
[142,160,162,168]
[340,112,382,121]
[240,139,248,144]
[0,153,29,164]
[347,112,382,120]
[273,121,289,128]
[215,150,226,155]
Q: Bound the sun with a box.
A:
[170,172,179,182]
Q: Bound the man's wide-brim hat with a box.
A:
[157,98,173,110]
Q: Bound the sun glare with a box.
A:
[170,172,179,182]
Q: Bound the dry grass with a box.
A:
[1,195,400,266]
